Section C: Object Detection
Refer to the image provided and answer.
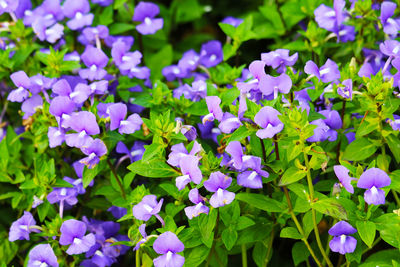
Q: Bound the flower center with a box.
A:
[248,171,258,181]
[73,237,82,245]
[75,12,83,20]
[166,251,173,262]
[370,186,378,196]
[144,17,152,25]
[60,188,67,196]
[143,204,153,213]
[340,234,347,244]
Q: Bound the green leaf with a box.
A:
[342,138,378,161]
[374,214,400,248]
[356,221,376,248]
[0,233,18,264]
[183,245,210,267]
[82,164,101,188]
[252,241,269,267]
[128,160,178,178]
[227,126,257,143]
[280,227,302,239]
[222,227,238,250]
[147,45,173,79]
[236,216,255,231]
[278,166,307,186]
[142,143,164,162]
[292,242,310,266]
[311,198,348,220]
[173,0,204,24]
[109,23,135,35]
[360,249,400,267]
[198,209,218,248]
[386,134,400,163]
[236,193,286,212]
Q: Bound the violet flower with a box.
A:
[65,111,100,148]
[52,79,90,104]
[333,165,356,194]
[380,1,400,36]
[178,49,200,74]
[379,40,400,58]
[260,73,292,99]
[132,195,164,223]
[79,138,107,169]
[254,106,284,139]
[199,40,223,68]
[237,60,267,94]
[357,168,391,205]
[47,187,78,218]
[388,114,400,131]
[81,25,109,45]
[175,155,202,190]
[337,79,352,99]
[116,141,146,163]
[9,211,40,242]
[204,171,235,208]
[307,110,342,142]
[7,71,32,102]
[261,49,298,73]
[59,219,96,255]
[167,141,202,167]
[304,59,341,83]
[28,244,59,267]
[202,96,224,124]
[63,0,93,30]
[21,94,43,119]
[218,112,242,134]
[32,20,64,43]
[221,16,243,27]
[184,188,209,219]
[133,224,148,250]
[328,221,357,255]
[106,103,143,134]
[132,2,164,35]
[237,156,268,189]
[153,232,185,267]
[79,46,109,81]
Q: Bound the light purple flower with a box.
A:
[202,96,223,124]
[218,112,242,134]
[380,2,400,36]
[79,46,109,81]
[133,224,148,250]
[388,114,400,131]
[221,16,243,27]
[237,60,267,93]
[0,0,18,15]
[175,155,202,190]
[237,156,268,189]
[63,0,93,30]
[116,141,146,163]
[21,94,43,119]
[167,141,202,167]
[305,59,340,83]
[307,109,342,142]
[178,49,200,74]
[254,106,283,139]
[261,49,298,73]
[153,232,185,267]
[337,79,352,99]
[184,188,209,219]
[65,111,99,148]
[28,244,59,267]
[9,211,40,242]
[132,2,163,35]
[204,171,235,208]
[79,138,107,169]
[59,219,96,255]
[260,73,292,98]
[7,71,32,102]
[333,165,355,193]
[106,103,143,134]
[132,195,164,221]
[357,168,391,205]
[328,221,357,255]
[379,40,400,58]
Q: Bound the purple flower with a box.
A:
[59,219,96,255]
[307,110,342,142]
[304,59,340,83]
[47,186,78,218]
[153,232,185,267]
[32,20,64,43]
[133,224,148,251]
[379,40,400,58]
[202,96,223,124]
[218,112,242,134]
[116,141,146,163]
[199,40,223,68]
[28,244,59,267]
[65,111,99,148]
[221,16,243,27]
[7,71,32,102]
[260,73,292,99]
[106,103,142,134]
[132,195,164,221]
[261,49,298,73]
[333,165,355,193]
[357,168,391,205]
[21,95,43,119]
[167,141,202,167]
[52,79,90,104]
[184,188,209,219]
[204,172,235,208]
[254,106,283,139]
[63,0,93,30]
[111,40,142,71]
[380,2,400,36]
[388,114,400,131]
[0,0,18,15]
[9,211,40,242]
[178,49,200,74]
[108,206,127,220]
[237,156,268,189]
[79,46,109,81]
[79,138,107,169]
[176,155,202,190]
[337,79,352,99]
[81,25,109,45]
[132,2,163,35]
[328,221,357,255]
[237,60,267,94]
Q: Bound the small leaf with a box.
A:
[236,193,286,212]
[280,227,303,239]
[128,160,178,178]
[279,166,307,186]
[222,227,238,250]
[356,221,376,248]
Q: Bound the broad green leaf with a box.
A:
[280,227,302,239]
[356,221,376,248]
[183,245,210,267]
[128,160,178,178]
[222,227,238,250]
[359,249,400,267]
[386,134,400,163]
[342,138,378,161]
[236,193,286,212]
[198,209,217,248]
[292,242,309,266]
[278,166,306,186]
[311,198,348,220]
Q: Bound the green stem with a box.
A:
[263,226,275,267]
[322,219,336,266]
[242,244,248,267]
[283,186,323,267]
[304,152,333,267]
[362,237,381,255]
[135,248,140,267]
[392,190,400,207]
[107,159,126,199]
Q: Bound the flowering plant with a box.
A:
[1,0,400,266]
